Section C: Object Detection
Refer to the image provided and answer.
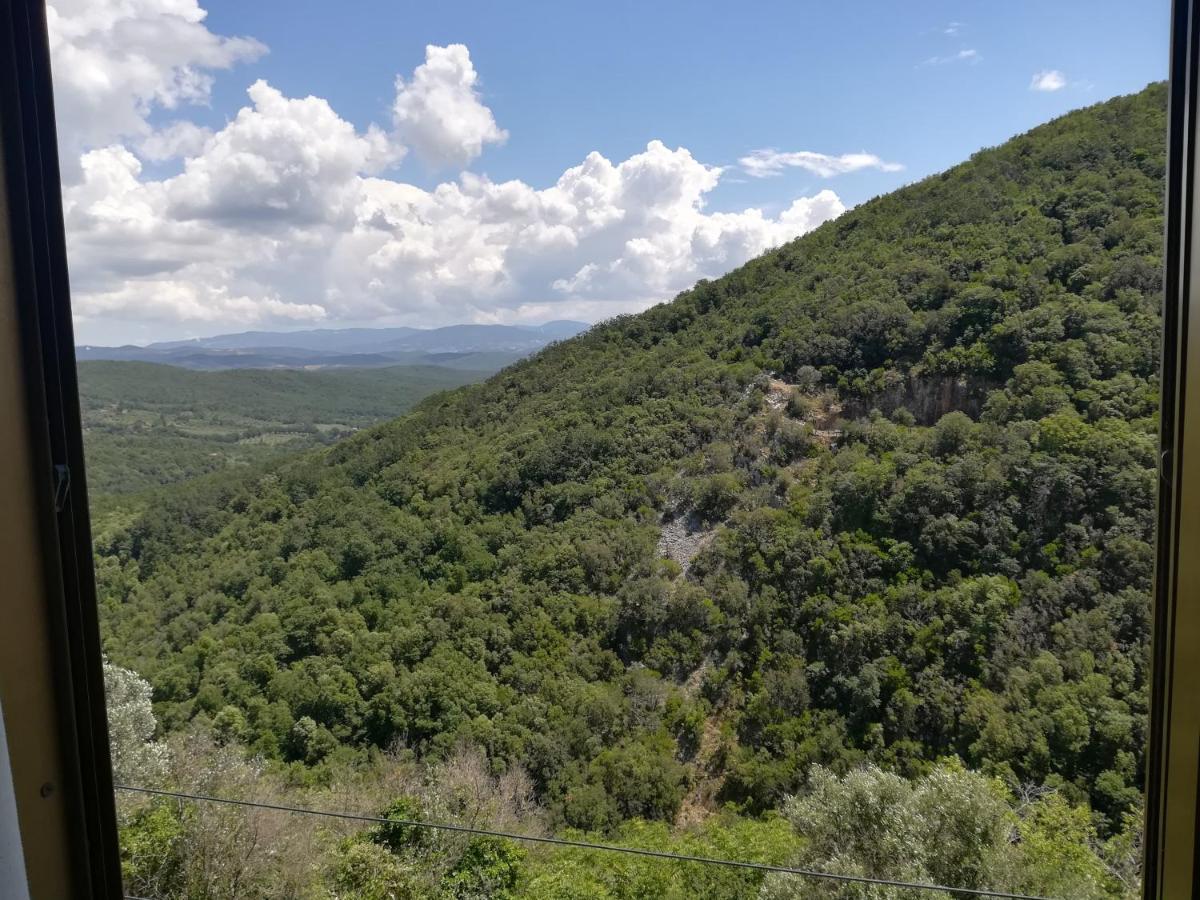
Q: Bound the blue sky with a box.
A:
[52,0,1170,343]
[196,0,1168,211]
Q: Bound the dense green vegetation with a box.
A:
[80,362,486,495]
[109,672,1135,898]
[97,84,1165,896]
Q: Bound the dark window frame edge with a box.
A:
[1145,0,1200,896]
[0,1,122,896]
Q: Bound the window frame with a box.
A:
[0,1,123,896]
[0,0,1198,895]
[1144,1,1200,895]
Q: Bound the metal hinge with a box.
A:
[53,463,70,512]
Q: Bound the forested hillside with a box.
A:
[98,84,1165,895]
[79,362,486,495]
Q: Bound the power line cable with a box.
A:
[114,783,1053,899]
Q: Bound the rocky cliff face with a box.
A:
[844,374,993,424]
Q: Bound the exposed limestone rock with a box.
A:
[844,373,993,424]
[657,512,716,576]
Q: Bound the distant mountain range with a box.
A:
[76,321,590,370]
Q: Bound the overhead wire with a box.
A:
[114,783,1054,900]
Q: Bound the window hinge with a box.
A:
[53,463,70,512]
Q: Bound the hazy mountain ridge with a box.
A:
[78,321,590,370]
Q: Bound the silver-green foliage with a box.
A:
[104,658,167,787]
[759,763,1121,900]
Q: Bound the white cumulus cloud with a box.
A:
[136,120,213,162]
[50,3,850,344]
[1030,69,1067,92]
[166,80,400,226]
[393,44,508,168]
[46,0,265,172]
[740,150,904,179]
[64,122,846,340]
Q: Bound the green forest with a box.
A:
[97,83,1166,898]
[79,362,487,496]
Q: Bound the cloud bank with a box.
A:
[50,0,877,343]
